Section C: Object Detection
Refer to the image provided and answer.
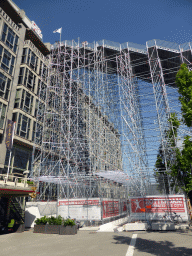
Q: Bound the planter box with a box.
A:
[59,225,77,235]
[45,225,60,234]
[14,224,25,233]
[33,225,46,233]
[152,223,175,231]
[123,223,147,231]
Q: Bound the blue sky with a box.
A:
[14,0,192,46]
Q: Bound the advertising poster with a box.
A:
[130,195,188,221]
[58,198,101,220]
[102,199,128,219]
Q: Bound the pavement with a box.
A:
[0,228,192,256]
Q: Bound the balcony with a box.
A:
[0,174,35,196]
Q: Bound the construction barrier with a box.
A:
[129,195,188,221]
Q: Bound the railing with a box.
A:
[147,39,180,53]
[52,39,147,54]
[0,174,32,188]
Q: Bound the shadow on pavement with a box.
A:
[112,234,192,256]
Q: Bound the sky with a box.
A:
[14,0,192,46]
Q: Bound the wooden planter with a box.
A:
[59,225,77,235]
[33,225,46,233]
[45,225,60,234]
[14,224,25,233]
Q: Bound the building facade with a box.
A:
[0,0,50,177]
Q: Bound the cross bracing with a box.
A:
[31,39,192,201]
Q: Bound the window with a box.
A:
[18,67,24,85]
[39,81,46,100]
[0,45,3,61]
[1,23,19,53]
[38,101,45,122]
[23,68,36,91]
[0,46,15,75]
[14,89,21,108]
[32,121,36,142]
[20,90,33,114]
[0,102,6,129]
[16,113,31,140]
[26,48,38,71]
[32,121,42,144]
[21,48,27,63]
[0,72,11,100]
[39,61,43,75]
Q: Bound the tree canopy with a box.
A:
[154,63,192,194]
[176,63,192,127]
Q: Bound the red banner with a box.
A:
[102,200,119,218]
[131,196,185,213]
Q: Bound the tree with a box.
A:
[154,113,180,194]
[176,63,192,127]
[154,145,169,194]
[155,64,192,194]
[170,136,192,193]
[169,63,192,194]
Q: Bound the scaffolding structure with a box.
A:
[31,38,192,207]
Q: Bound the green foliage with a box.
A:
[176,63,192,127]
[167,113,180,141]
[35,216,48,225]
[63,218,75,227]
[154,64,192,194]
[35,215,63,225]
[47,215,62,225]
[27,180,34,185]
[154,112,179,194]
[170,136,192,193]
[154,145,170,194]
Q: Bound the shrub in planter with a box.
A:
[60,218,77,235]
[63,218,75,227]
[47,215,62,225]
[35,216,48,225]
[46,215,63,234]
[33,216,48,233]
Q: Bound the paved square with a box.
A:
[0,229,192,256]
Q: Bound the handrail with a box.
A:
[0,174,33,188]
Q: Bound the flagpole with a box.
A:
[60,28,62,45]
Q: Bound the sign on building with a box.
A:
[31,21,43,39]
[5,120,15,150]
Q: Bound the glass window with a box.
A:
[0,72,11,100]
[21,48,27,63]
[32,121,36,142]
[22,67,36,92]
[20,89,33,114]
[0,102,6,129]
[18,67,24,85]
[0,45,3,59]
[16,113,31,140]
[0,46,15,75]
[26,49,38,71]
[39,61,43,75]
[40,82,46,100]
[1,23,18,53]
[14,89,21,108]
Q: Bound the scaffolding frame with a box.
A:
[31,38,192,207]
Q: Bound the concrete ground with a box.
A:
[0,228,192,256]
